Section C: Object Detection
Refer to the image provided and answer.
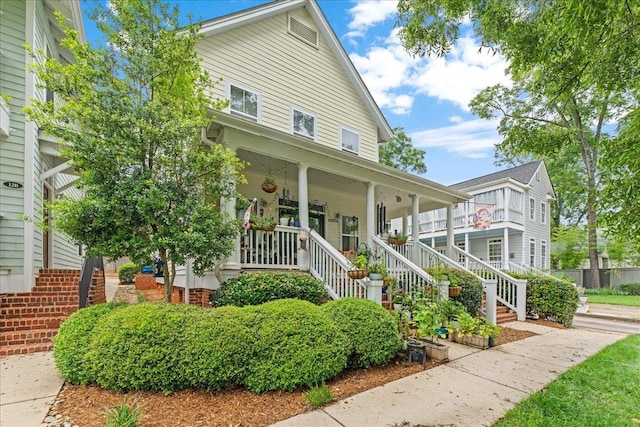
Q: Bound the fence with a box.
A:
[558,268,640,288]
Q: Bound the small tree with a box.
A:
[379,127,427,175]
[25,0,245,301]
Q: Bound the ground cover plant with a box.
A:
[493,335,640,427]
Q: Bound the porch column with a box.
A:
[504,188,511,222]
[366,182,375,247]
[298,164,310,270]
[221,195,241,280]
[503,228,510,270]
[410,194,420,265]
[446,204,454,259]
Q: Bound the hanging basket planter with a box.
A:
[261,183,277,193]
[250,222,277,232]
[348,269,368,280]
[388,236,407,246]
[448,286,462,297]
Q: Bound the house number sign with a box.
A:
[3,181,23,189]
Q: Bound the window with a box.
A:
[488,239,502,262]
[541,240,547,269]
[541,202,547,224]
[456,241,466,264]
[341,216,359,251]
[529,197,535,221]
[340,126,360,154]
[229,83,259,121]
[529,238,536,266]
[291,107,316,140]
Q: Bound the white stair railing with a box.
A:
[452,246,526,321]
[240,226,300,269]
[372,236,435,296]
[308,229,366,300]
[507,261,556,279]
[414,241,497,324]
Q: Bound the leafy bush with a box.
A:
[243,299,349,392]
[620,283,640,296]
[183,305,255,390]
[321,298,402,368]
[425,267,483,316]
[305,383,334,408]
[211,272,328,307]
[104,401,143,427]
[85,303,201,393]
[53,302,127,385]
[526,277,579,327]
[117,262,139,283]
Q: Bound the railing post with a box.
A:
[484,279,497,325]
[515,278,527,321]
[366,279,383,304]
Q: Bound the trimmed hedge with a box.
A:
[117,262,139,283]
[211,272,328,307]
[52,302,128,385]
[620,283,640,296]
[510,273,578,327]
[321,298,402,368]
[243,299,349,392]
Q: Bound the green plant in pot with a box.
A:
[347,254,368,280]
[249,214,277,231]
[388,232,408,245]
[367,257,387,280]
[413,302,447,342]
[261,176,277,193]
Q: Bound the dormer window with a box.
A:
[291,106,316,141]
[228,82,260,122]
[340,126,359,155]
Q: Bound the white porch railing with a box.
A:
[308,230,367,300]
[240,226,299,269]
[414,241,497,324]
[372,236,435,296]
[507,261,557,279]
[452,246,526,321]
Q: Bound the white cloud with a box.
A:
[409,119,502,158]
[346,0,399,38]
[449,115,463,123]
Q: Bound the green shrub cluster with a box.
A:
[211,272,328,307]
[620,283,640,295]
[517,275,579,327]
[117,262,139,283]
[321,298,402,368]
[424,267,483,316]
[55,298,409,394]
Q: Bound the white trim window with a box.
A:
[291,106,316,141]
[529,238,536,266]
[529,197,535,221]
[228,82,260,122]
[341,215,359,251]
[488,238,502,263]
[541,202,547,224]
[541,240,547,269]
[340,126,360,154]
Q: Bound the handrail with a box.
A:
[308,229,366,300]
[507,261,556,279]
[452,246,526,321]
[372,236,434,295]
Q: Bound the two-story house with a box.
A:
[0,0,85,294]
[414,161,555,271]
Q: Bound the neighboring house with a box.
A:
[0,1,85,293]
[414,161,555,272]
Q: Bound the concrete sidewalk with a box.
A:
[270,323,628,427]
[577,302,640,323]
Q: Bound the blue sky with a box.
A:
[82,0,512,186]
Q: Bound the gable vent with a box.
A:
[288,15,318,48]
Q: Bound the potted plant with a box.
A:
[448,281,462,297]
[249,214,277,231]
[347,254,368,279]
[413,302,450,361]
[477,317,502,347]
[388,232,408,246]
[392,293,404,311]
[367,257,387,280]
[261,176,277,193]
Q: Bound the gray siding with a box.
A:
[524,170,552,268]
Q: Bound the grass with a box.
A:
[493,335,640,427]
[105,401,143,427]
[305,383,334,408]
[585,294,640,307]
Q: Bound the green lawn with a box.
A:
[493,335,640,427]
[586,294,640,307]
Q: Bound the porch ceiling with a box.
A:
[207,112,471,217]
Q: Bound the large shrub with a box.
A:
[117,262,139,283]
[85,303,201,393]
[183,305,256,390]
[211,272,328,307]
[425,267,483,316]
[620,283,640,296]
[321,298,402,368]
[243,299,349,392]
[53,302,127,385]
[512,274,579,327]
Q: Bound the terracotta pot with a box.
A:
[348,269,368,280]
[448,286,462,297]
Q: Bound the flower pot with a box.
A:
[422,339,449,362]
[348,269,368,280]
[368,273,383,280]
[579,296,588,306]
[448,286,462,297]
[280,218,290,226]
[393,303,402,311]
[261,183,277,193]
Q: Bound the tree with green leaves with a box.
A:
[551,226,588,269]
[379,127,427,175]
[397,0,640,287]
[25,0,245,301]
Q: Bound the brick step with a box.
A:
[497,312,518,324]
[1,294,79,305]
[2,303,78,315]
[1,313,72,332]
[0,328,58,346]
[0,341,54,356]
[32,285,80,292]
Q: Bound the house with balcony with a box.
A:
[414,161,555,272]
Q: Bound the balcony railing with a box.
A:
[240,225,299,269]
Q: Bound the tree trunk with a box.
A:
[159,247,173,302]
